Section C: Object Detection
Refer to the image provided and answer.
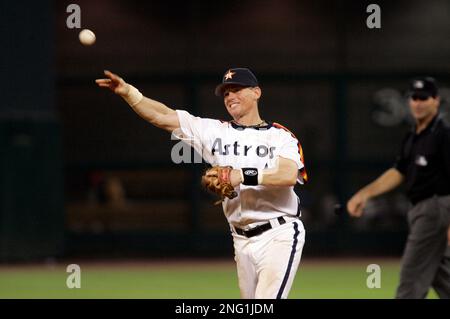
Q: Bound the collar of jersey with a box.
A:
[230,121,273,130]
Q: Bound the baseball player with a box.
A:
[347,77,450,298]
[96,68,308,299]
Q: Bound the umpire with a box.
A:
[347,77,450,299]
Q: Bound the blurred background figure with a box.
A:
[347,77,450,298]
[89,172,127,209]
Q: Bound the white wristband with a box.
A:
[123,84,143,107]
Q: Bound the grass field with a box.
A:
[0,258,438,299]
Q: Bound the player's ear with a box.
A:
[252,87,262,100]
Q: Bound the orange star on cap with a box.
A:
[224,70,235,80]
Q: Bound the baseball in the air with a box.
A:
[78,29,96,46]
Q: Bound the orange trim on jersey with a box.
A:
[273,122,308,183]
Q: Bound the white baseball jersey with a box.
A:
[174,110,308,229]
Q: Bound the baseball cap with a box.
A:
[214,68,259,96]
[407,77,439,98]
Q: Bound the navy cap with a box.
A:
[408,77,439,97]
[215,68,259,96]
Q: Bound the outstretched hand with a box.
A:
[95,70,130,96]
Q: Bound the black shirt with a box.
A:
[394,114,450,204]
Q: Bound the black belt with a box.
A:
[234,216,287,238]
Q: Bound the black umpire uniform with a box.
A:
[393,77,450,298]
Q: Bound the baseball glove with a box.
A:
[201,166,238,205]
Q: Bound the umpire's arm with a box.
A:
[347,168,404,217]
[96,70,180,133]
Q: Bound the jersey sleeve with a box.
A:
[442,126,450,179]
[171,110,204,155]
[393,133,410,175]
[172,110,220,163]
[276,130,308,184]
[393,155,407,175]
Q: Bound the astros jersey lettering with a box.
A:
[174,110,307,228]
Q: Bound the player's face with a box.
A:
[408,94,440,122]
[223,85,261,119]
